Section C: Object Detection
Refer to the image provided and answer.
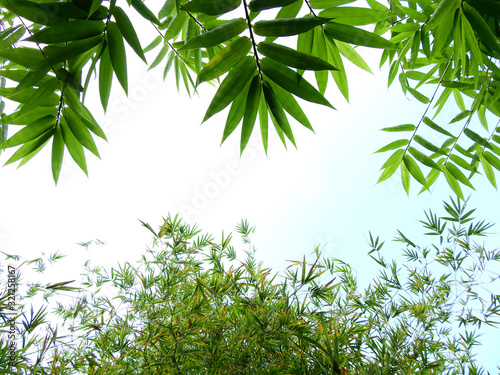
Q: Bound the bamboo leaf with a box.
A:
[203,56,256,122]
[319,7,390,25]
[241,75,262,153]
[446,162,474,188]
[249,0,297,11]
[221,81,251,144]
[5,130,53,166]
[131,0,160,25]
[107,22,128,94]
[443,164,464,199]
[423,116,455,137]
[403,154,427,186]
[52,123,64,184]
[113,6,147,63]
[480,154,497,188]
[259,94,269,153]
[1,115,55,149]
[181,18,247,50]
[64,107,100,158]
[324,22,398,49]
[381,124,415,132]
[60,117,87,175]
[408,146,441,170]
[260,57,334,108]
[197,37,252,84]
[257,41,337,71]
[25,20,105,43]
[375,139,409,153]
[99,46,113,111]
[426,0,460,30]
[464,128,491,149]
[182,0,241,15]
[263,80,296,147]
[254,17,331,37]
[401,159,410,194]
[483,151,500,171]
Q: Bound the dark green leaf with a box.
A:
[52,123,64,184]
[131,0,160,25]
[260,57,334,108]
[181,18,247,50]
[254,17,331,37]
[263,80,296,146]
[241,75,262,153]
[26,20,104,43]
[113,6,147,63]
[99,46,113,111]
[203,56,257,122]
[60,117,87,175]
[249,0,297,11]
[107,22,128,94]
[64,107,100,157]
[324,22,398,49]
[1,115,55,149]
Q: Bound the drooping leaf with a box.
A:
[335,40,372,73]
[107,21,128,94]
[271,83,313,131]
[426,0,460,30]
[260,57,334,108]
[449,110,471,123]
[131,0,160,25]
[259,93,269,153]
[113,6,147,63]
[99,46,113,111]
[241,75,262,153]
[37,36,102,69]
[408,146,441,170]
[403,154,427,186]
[64,107,100,157]
[400,159,410,194]
[181,18,247,50]
[483,151,500,171]
[263,80,296,147]
[17,78,58,118]
[60,117,87,175]
[423,116,455,137]
[51,123,64,184]
[414,135,445,154]
[197,37,252,85]
[221,81,251,144]
[257,41,337,71]
[5,129,54,166]
[443,165,464,199]
[480,154,497,188]
[445,161,474,188]
[203,56,257,122]
[0,115,55,149]
[464,128,491,149]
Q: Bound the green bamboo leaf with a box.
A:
[419,160,444,193]
[325,38,348,101]
[181,18,247,50]
[0,115,55,149]
[54,68,83,92]
[319,7,390,25]
[63,88,107,140]
[403,154,427,186]
[309,0,355,7]
[480,154,497,188]
[401,159,410,194]
[312,27,329,95]
[0,47,45,69]
[64,107,100,158]
[414,135,445,154]
[377,156,401,183]
[446,162,474,188]
[257,41,337,71]
[254,17,331,37]
[380,148,404,169]
[0,0,67,26]
[182,0,241,15]
[0,87,58,107]
[17,78,58,118]
[107,22,128,94]
[271,83,313,131]
[99,46,113,111]
[463,2,500,55]
[113,6,147,63]
[464,128,491,149]
[450,110,471,123]
[335,40,372,73]
[259,94,269,153]
[249,0,297,11]
[241,75,261,153]
[407,87,429,103]
[375,139,409,153]
[37,36,102,69]
[408,146,441,170]
[423,116,455,137]
[203,56,257,122]
[5,129,54,166]
[324,22,398,49]
[52,123,64,184]
[60,117,87,175]
[260,57,334,108]
[381,124,415,132]
[1,108,57,126]
[427,0,460,30]
[0,26,24,50]
[483,151,500,171]
[197,37,252,84]
[221,81,251,144]
[263,80,296,146]
[131,0,160,25]
[144,36,163,52]
[164,11,188,41]
[443,164,464,199]
[25,20,104,43]
[449,154,473,171]
[149,43,170,70]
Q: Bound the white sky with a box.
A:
[1,6,499,371]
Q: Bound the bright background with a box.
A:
[1,10,499,370]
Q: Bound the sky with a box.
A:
[1,6,499,371]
